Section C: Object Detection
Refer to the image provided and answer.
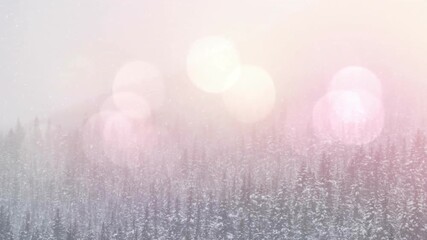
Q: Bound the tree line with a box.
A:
[0,118,426,239]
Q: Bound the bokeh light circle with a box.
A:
[82,110,156,167]
[312,96,334,143]
[329,66,382,97]
[222,65,276,123]
[102,112,137,150]
[313,90,384,145]
[187,36,241,93]
[102,92,151,121]
[113,61,165,109]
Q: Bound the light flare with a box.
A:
[82,111,154,166]
[222,65,276,123]
[187,36,241,93]
[313,90,384,145]
[329,66,382,97]
[109,92,151,121]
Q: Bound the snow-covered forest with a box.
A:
[3,0,427,240]
[0,117,426,240]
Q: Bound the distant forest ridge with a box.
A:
[0,118,426,239]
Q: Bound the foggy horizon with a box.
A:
[2,0,427,131]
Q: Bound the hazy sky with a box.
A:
[1,0,104,128]
[1,0,427,130]
[0,0,299,129]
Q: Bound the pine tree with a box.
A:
[184,189,194,240]
[30,229,41,240]
[169,198,182,239]
[400,186,425,240]
[0,207,14,240]
[19,212,31,240]
[141,204,151,239]
[99,223,109,240]
[65,222,78,240]
[112,226,125,240]
[52,209,65,240]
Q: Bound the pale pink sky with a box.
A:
[1,0,427,131]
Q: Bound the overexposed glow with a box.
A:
[113,61,165,109]
[331,91,367,124]
[329,66,382,97]
[103,112,144,165]
[103,112,134,147]
[109,92,151,121]
[101,93,151,121]
[312,95,334,143]
[187,36,241,93]
[88,111,151,165]
[222,65,276,123]
[82,111,141,165]
[313,90,384,145]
